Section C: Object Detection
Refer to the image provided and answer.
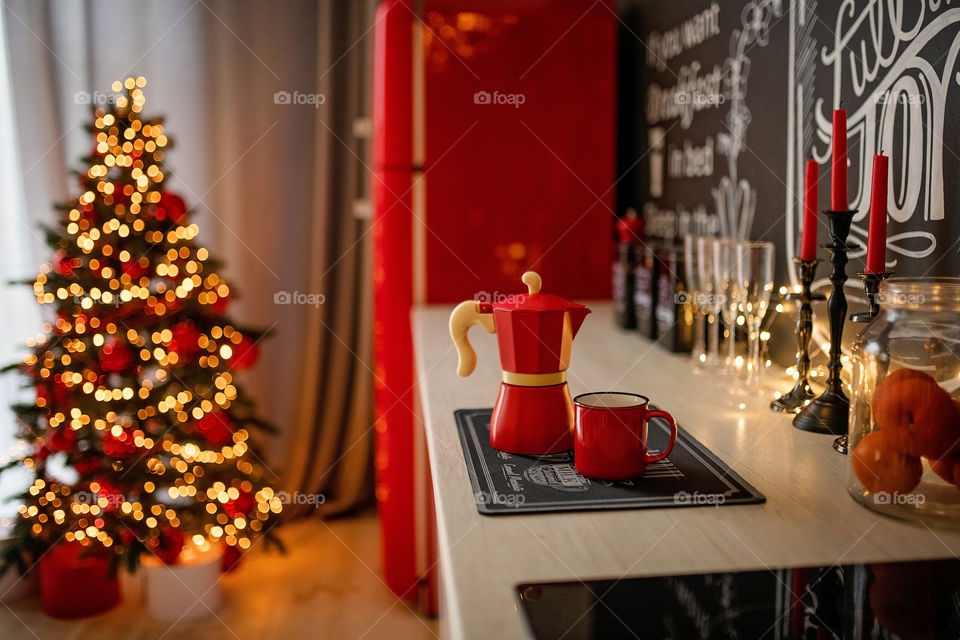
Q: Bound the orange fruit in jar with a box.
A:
[872,370,960,459]
[851,431,922,494]
[879,367,935,387]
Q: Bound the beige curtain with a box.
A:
[283,0,377,516]
[2,0,376,517]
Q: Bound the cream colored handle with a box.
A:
[522,271,542,294]
[449,300,496,377]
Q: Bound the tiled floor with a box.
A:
[0,512,438,639]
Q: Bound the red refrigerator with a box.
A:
[372,0,616,602]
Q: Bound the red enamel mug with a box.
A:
[573,392,678,481]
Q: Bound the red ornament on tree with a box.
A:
[193,412,235,447]
[102,429,138,458]
[223,489,256,518]
[100,341,134,373]
[74,456,103,475]
[53,378,73,405]
[79,203,97,223]
[37,378,73,409]
[111,182,130,205]
[154,192,187,223]
[230,335,259,370]
[46,428,77,453]
[52,250,78,277]
[169,321,202,359]
[121,258,148,279]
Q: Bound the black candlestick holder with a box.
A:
[771,258,826,413]
[833,270,894,453]
[849,271,893,323]
[794,210,860,435]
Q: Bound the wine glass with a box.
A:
[696,236,720,368]
[737,241,775,389]
[683,235,707,367]
[712,238,739,375]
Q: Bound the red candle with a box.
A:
[800,160,818,260]
[831,108,848,210]
[865,153,889,274]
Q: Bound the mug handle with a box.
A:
[644,410,678,463]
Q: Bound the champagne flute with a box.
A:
[737,241,775,389]
[683,235,707,367]
[712,238,739,374]
[696,236,719,368]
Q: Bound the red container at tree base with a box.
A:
[38,542,119,618]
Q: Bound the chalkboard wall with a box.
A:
[617,0,960,362]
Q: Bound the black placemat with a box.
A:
[455,408,765,515]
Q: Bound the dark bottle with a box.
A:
[613,244,637,329]
[613,209,644,329]
[655,242,694,352]
[634,239,658,339]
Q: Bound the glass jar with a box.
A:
[847,277,960,525]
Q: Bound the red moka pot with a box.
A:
[450,272,590,454]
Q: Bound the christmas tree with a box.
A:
[2,77,282,574]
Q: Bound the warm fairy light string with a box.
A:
[18,478,282,549]
[15,76,280,555]
[771,283,854,400]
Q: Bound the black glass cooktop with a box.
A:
[517,558,960,640]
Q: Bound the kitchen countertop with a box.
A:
[413,303,960,640]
